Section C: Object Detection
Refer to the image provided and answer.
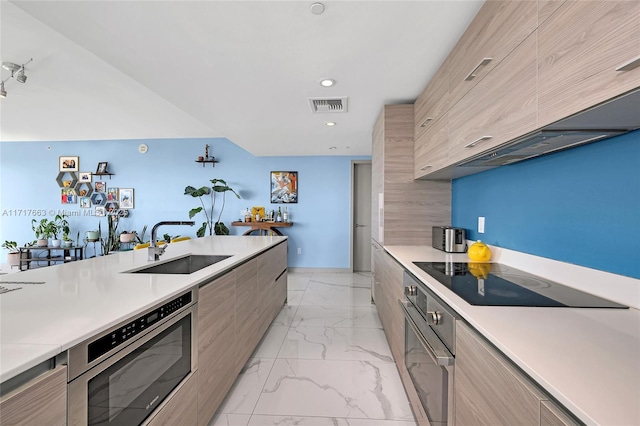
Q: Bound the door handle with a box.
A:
[356,224,366,228]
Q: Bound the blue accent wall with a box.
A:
[0,138,369,268]
[452,130,640,279]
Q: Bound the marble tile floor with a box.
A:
[210,271,417,426]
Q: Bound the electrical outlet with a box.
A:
[297,248,302,255]
[478,216,485,234]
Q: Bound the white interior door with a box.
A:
[353,162,372,272]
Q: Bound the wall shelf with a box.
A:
[94,172,114,180]
[195,158,219,168]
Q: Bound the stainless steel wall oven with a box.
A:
[68,289,197,426]
[400,271,457,426]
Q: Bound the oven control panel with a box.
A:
[88,291,192,362]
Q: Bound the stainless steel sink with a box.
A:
[129,254,232,274]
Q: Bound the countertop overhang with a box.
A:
[0,236,287,383]
[384,244,640,426]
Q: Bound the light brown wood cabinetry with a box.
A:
[381,250,405,369]
[197,271,237,426]
[197,242,288,426]
[145,372,197,426]
[447,0,537,108]
[538,0,640,127]
[0,365,67,426]
[414,114,449,179]
[235,258,258,375]
[540,400,580,426]
[455,321,547,426]
[449,32,538,165]
[372,104,451,245]
[414,61,449,141]
[538,0,566,25]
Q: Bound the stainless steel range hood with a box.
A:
[446,88,640,177]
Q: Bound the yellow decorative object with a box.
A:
[468,262,492,279]
[251,206,265,220]
[63,180,72,187]
[133,241,166,250]
[468,240,492,262]
[170,236,191,243]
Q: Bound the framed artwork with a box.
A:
[79,172,92,183]
[61,188,77,204]
[94,181,106,193]
[96,162,108,174]
[80,197,91,208]
[119,188,134,209]
[59,156,79,172]
[107,187,118,202]
[270,171,298,203]
[95,206,106,217]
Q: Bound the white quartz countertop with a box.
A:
[0,236,287,383]
[384,245,640,426]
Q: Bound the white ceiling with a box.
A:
[1,1,483,156]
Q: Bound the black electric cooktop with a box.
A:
[413,262,628,308]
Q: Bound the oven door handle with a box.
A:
[399,299,454,366]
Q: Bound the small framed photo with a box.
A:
[59,156,79,172]
[94,181,106,193]
[61,188,77,204]
[107,187,118,202]
[79,172,92,183]
[119,188,134,209]
[270,171,298,203]
[96,162,108,174]
[80,197,91,208]
[95,206,106,217]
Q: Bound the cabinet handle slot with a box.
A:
[419,117,434,128]
[464,135,493,148]
[615,55,640,72]
[420,164,433,170]
[464,58,493,81]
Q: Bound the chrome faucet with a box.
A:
[148,221,195,261]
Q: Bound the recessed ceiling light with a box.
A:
[319,78,335,87]
[329,146,337,150]
[325,121,336,126]
[310,2,325,15]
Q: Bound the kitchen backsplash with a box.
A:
[452,129,640,279]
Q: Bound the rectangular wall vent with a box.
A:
[308,97,348,113]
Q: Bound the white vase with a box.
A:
[51,239,61,248]
[37,239,48,247]
[7,252,20,266]
[63,240,73,248]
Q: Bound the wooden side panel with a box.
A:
[538,0,640,127]
[145,372,197,426]
[235,258,258,375]
[455,321,545,426]
[197,272,236,426]
[383,105,451,246]
[371,110,384,244]
[0,366,67,426]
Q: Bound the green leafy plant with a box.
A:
[99,215,120,255]
[2,240,19,253]
[184,178,240,236]
[31,214,70,240]
[135,225,148,245]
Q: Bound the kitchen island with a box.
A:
[0,235,287,384]
[384,244,640,426]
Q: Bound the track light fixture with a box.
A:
[1,58,33,99]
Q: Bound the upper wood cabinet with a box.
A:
[538,0,566,26]
[449,32,538,165]
[414,61,449,141]
[538,0,640,127]
[540,400,581,426]
[447,0,537,108]
[372,105,451,245]
[414,114,449,179]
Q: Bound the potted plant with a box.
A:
[99,215,120,255]
[120,231,136,243]
[184,178,241,236]
[31,218,57,246]
[2,240,20,266]
[50,214,70,248]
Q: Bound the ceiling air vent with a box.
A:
[308,97,348,113]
